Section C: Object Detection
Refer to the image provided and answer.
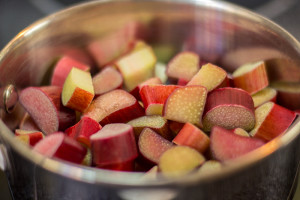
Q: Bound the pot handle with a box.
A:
[0,84,18,114]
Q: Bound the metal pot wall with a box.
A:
[1,0,300,199]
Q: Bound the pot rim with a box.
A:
[1,0,300,187]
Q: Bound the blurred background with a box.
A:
[1,0,300,49]
[0,0,300,199]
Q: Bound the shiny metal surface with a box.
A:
[0,0,300,199]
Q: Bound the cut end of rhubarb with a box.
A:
[166,51,200,81]
[138,128,173,164]
[158,146,205,178]
[202,87,255,132]
[252,87,277,108]
[187,63,228,92]
[92,67,123,95]
[203,105,255,132]
[19,87,59,135]
[163,86,207,126]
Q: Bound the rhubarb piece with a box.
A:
[19,86,76,135]
[96,160,135,171]
[187,63,228,92]
[251,87,277,108]
[65,116,102,147]
[87,21,145,68]
[210,126,265,161]
[158,146,205,177]
[127,115,171,140]
[198,160,222,173]
[232,61,269,94]
[83,89,144,125]
[169,121,185,135]
[249,102,296,141]
[166,51,200,81]
[163,86,207,126]
[90,123,138,170]
[270,81,300,110]
[141,165,158,180]
[15,129,44,146]
[177,78,189,86]
[232,128,250,137]
[140,85,180,116]
[138,128,173,164]
[62,68,94,112]
[155,62,168,84]
[19,113,39,131]
[81,148,92,166]
[202,87,255,132]
[172,122,210,153]
[130,77,162,100]
[92,67,123,96]
[51,56,90,87]
[116,44,156,91]
[33,132,87,164]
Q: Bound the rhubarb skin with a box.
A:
[15,129,44,146]
[138,128,174,165]
[166,51,200,81]
[163,85,207,126]
[83,89,144,125]
[19,86,76,135]
[270,81,300,110]
[33,132,87,164]
[202,87,255,132]
[187,63,229,92]
[51,55,90,87]
[249,102,296,141]
[90,123,138,168]
[172,122,210,153]
[140,84,180,116]
[65,116,102,147]
[130,77,162,100]
[92,67,123,96]
[232,61,269,94]
[211,126,265,162]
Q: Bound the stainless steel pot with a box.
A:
[1,0,300,199]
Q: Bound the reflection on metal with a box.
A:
[1,85,18,114]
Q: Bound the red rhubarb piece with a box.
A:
[90,123,138,170]
[210,126,265,161]
[249,102,296,141]
[33,132,87,164]
[83,89,144,125]
[202,87,255,132]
